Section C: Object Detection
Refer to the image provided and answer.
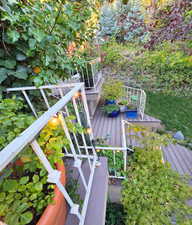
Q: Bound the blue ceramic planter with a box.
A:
[108,110,120,118]
[126,110,138,119]
[105,100,116,105]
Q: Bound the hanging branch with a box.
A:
[49,2,63,34]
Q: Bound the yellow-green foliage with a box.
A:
[102,79,124,100]
[102,42,123,64]
[122,127,192,225]
[134,41,192,93]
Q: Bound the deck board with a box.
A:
[91,106,192,177]
[92,107,160,147]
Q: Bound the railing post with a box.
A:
[80,86,98,159]
[90,62,96,88]
[72,97,92,169]
[40,88,50,109]
[22,90,38,118]
[30,140,82,220]
[121,120,127,174]
[59,112,88,191]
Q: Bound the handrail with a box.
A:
[6,83,79,92]
[2,83,98,225]
[123,86,146,120]
[1,83,83,171]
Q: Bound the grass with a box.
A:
[145,91,192,139]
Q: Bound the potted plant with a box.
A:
[102,79,124,105]
[102,104,120,117]
[0,119,68,225]
[0,98,86,225]
[118,100,128,113]
[126,103,138,119]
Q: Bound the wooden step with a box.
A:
[65,157,108,225]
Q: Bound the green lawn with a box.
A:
[145,92,192,138]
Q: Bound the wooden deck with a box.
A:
[92,106,161,147]
[163,144,192,176]
[91,106,192,178]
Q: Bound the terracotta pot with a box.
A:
[36,162,67,225]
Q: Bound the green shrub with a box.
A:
[102,78,124,100]
[105,202,125,225]
[97,148,124,177]
[135,41,192,94]
[102,104,120,114]
[0,97,35,150]
[0,97,84,224]
[122,128,192,225]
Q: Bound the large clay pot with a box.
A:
[36,162,67,225]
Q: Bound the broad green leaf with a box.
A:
[16,53,27,61]
[32,174,39,183]
[0,68,8,83]
[11,71,27,79]
[0,192,6,202]
[29,193,37,201]
[7,30,20,43]
[29,38,36,49]
[33,29,46,42]
[20,211,33,224]
[34,182,43,192]
[17,202,30,213]
[0,59,4,66]
[4,59,16,69]
[5,212,19,225]
[3,179,18,192]
[12,66,28,79]
[33,76,44,86]
[40,169,46,177]
[19,176,29,185]
[0,204,7,216]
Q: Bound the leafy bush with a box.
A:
[0,97,35,150]
[135,41,192,94]
[145,0,192,49]
[102,78,124,100]
[97,148,124,177]
[101,40,125,68]
[105,202,125,225]
[116,3,149,43]
[0,0,101,90]
[0,97,84,224]
[102,104,120,114]
[122,128,192,225]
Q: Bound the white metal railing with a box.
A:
[79,145,133,179]
[70,57,102,90]
[122,120,134,149]
[122,86,146,120]
[3,83,98,225]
